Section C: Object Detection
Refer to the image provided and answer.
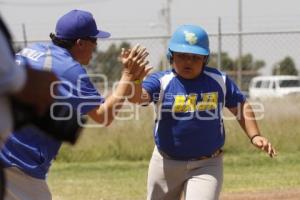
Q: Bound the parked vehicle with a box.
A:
[249,75,300,99]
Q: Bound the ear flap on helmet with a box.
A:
[204,55,210,66]
[166,49,173,64]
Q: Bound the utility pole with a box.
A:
[237,0,243,88]
[165,0,172,37]
[160,0,172,70]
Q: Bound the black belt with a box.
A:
[158,149,223,161]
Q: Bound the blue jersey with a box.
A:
[142,67,246,160]
[0,43,104,179]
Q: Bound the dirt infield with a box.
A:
[221,188,300,200]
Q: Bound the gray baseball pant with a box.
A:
[147,146,223,200]
[3,167,51,200]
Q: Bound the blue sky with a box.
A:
[1,0,299,74]
[1,0,299,40]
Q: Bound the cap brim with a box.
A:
[94,30,111,38]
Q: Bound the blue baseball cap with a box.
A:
[55,9,111,39]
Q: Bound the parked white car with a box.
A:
[249,75,300,99]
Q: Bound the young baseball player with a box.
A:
[0,10,151,200]
[128,24,276,200]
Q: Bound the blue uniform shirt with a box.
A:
[0,43,104,179]
[142,67,246,160]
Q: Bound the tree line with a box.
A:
[88,42,298,81]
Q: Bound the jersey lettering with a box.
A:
[172,92,218,112]
[18,48,44,61]
[196,92,218,111]
[173,94,197,112]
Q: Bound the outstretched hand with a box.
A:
[120,44,152,80]
[251,135,277,158]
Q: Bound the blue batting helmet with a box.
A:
[167,25,210,60]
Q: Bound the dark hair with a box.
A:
[49,33,76,50]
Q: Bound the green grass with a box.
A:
[48,98,300,199]
[49,161,148,200]
[49,152,300,200]
[223,152,300,192]
[56,106,155,162]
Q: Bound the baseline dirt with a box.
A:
[221,188,300,200]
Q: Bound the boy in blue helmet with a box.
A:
[0,10,151,200]
[128,24,276,200]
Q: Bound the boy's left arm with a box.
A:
[228,101,277,158]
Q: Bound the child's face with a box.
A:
[172,52,206,79]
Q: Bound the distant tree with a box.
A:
[208,52,265,72]
[208,52,235,70]
[89,42,131,81]
[272,56,298,75]
[208,52,265,91]
[234,53,265,71]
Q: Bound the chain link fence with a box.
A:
[12,30,300,162]
[14,30,300,90]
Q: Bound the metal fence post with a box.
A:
[22,23,28,47]
[217,17,222,71]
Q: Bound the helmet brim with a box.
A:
[169,43,209,56]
